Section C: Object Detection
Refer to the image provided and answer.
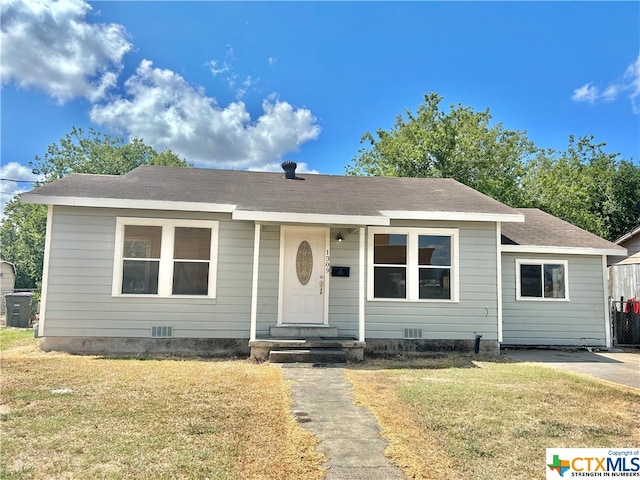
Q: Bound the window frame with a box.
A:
[113,217,219,298]
[367,227,459,302]
[515,259,569,302]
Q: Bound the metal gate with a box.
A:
[611,299,640,346]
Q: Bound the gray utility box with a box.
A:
[5,292,33,328]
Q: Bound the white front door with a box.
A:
[280,227,327,324]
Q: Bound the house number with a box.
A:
[325,250,330,273]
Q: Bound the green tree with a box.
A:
[0,127,192,289]
[346,92,538,206]
[0,202,47,289]
[30,126,191,181]
[522,135,640,241]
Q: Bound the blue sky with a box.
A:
[1,1,639,213]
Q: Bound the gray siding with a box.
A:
[328,229,360,338]
[255,225,280,335]
[42,206,255,338]
[364,221,500,341]
[622,235,640,257]
[43,208,508,343]
[502,253,606,346]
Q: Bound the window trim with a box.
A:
[367,227,459,302]
[113,217,219,298]
[515,259,569,302]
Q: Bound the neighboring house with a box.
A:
[609,225,640,301]
[0,260,16,315]
[21,164,625,359]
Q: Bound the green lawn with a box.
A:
[3,329,638,480]
[346,356,640,480]
[0,328,324,480]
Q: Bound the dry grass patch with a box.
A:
[0,328,324,480]
[345,355,640,480]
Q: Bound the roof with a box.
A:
[613,251,640,265]
[501,208,625,256]
[615,225,640,245]
[0,260,16,275]
[21,165,524,225]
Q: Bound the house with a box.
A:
[500,209,625,347]
[21,163,625,359]
[0,260,16,315]
[609,225,640,301]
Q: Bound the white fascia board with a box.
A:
[20,194,236,213]
[380,210,525,223]
[615,225,640,244]
[500,244,627,257]
[232,210,390,226]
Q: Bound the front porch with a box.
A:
[249,325,366,362]
[248,223,367,362]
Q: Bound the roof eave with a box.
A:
[232,210,390,226]
[615,225,640,245]
[380,210,525,223]
[21,194,236,214]
[501,244,628,256]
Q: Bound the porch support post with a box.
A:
[250,223,261,342]
[496,222,503,343]
[359,226,365,342]
[602,255,612,348]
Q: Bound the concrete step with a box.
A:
[269,325,338,338]
[269,348,347,364]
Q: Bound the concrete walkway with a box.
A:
[503,349,640,389]
[280,365,405,480]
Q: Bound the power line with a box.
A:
[0,178,35,182]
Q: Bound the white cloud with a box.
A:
[602,84,620,102]
[208,46,261,99]
[624,54,640,113]
[571,83,599,104]
[0,162,42,218]
[90,60,321,169]
[208,59,230,77]
[0,0,131,103]
[572,53,640,113]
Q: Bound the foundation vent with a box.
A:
[403,328,423,340]
[151,326,173,338]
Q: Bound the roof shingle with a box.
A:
[23,165,521,218]
[501,208,625,252]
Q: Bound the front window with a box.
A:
[418,235,451,300]
[122,226,162,294]
[114,218,218,297]
[373,234,407,298]
[173,227,211,295]
[369,228,458,301]
[516,260,568,300]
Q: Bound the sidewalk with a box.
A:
[503,349,640,389]
[280,365,405,480]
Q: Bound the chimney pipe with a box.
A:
[281,161,297,179]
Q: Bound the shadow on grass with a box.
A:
[501,348,627,364]
[346,352,516,371]
[88,351,519,370]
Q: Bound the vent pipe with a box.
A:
[281,161,297,179]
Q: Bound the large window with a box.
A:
[516,259,568,301]
[113,218,219,297]
[368,228,458,301]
